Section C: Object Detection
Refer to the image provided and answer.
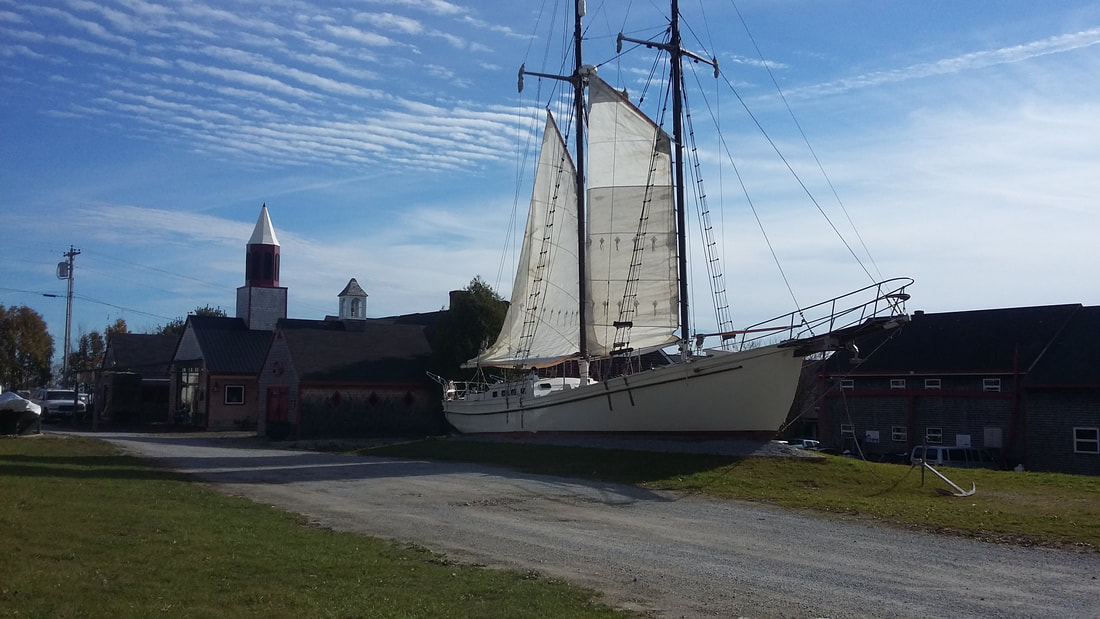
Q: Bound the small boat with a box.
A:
[434,1,911,436]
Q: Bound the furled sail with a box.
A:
[585,76,679,356]
[473,112,581,368]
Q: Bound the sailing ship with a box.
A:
[433,1,912,436]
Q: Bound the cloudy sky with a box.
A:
[2,0,1098,363]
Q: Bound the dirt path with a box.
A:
[92,432,1100,618]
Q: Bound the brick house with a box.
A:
[815,304,1100,474]
[257,283,443,439]
[169,204,285,430]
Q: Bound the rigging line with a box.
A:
[728,0,883,282]
[712,70,875,283]
[686,64,803,317]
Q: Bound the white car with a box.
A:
[32,388,87,423]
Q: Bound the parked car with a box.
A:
[910,445,994,469]
[32,388,87,423]
[787,438,821,450]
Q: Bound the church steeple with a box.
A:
[236,204,287,330]
[338,278,368,320]
[245,203,280,288]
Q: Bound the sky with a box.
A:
[2,0,1099,366]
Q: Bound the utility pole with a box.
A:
[57,246,80,428]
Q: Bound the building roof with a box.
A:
[101,333,178,378]
[185,315,273,374]
[823,304,1082,375]
[247,204,280,246]
[338,278,367,298]
[1025,305,1100,387]
[275,317,435,383]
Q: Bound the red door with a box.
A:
[265,387,290,439]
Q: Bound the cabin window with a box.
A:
[1073,428,1099,454]
[983,378,1001,392]
[840,379,854,390]
[889,379,905,389]
[924,378,941,390]
[840,424,854,438]
[891,426,907,442]
[224,385,245,405]
[491,390,499,398]
[925,427,943,444]
[539,382,553,390]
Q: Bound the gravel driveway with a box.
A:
[90,431,1100,618]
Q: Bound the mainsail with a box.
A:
[475,113,580,367]
[585,76,679,356]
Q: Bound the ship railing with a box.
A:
[694,277,914,352]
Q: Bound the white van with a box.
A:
[910,445,993,469]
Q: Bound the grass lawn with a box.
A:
[361,438,1100,551]
[0,435,628,618]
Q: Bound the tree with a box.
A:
[430,276,507,376]
[66,318,126,388]
[0,305,54,389]
[153,305,227,337]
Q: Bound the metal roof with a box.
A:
[186,315,272,374]
[823,304,1083,375]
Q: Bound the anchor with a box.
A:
[920,460,976,497]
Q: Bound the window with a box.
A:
[983,378,1001,392]
[840,379,854,390]
[925,427,943,444]
[984,427,1004,449]
[891,426,907,442]
[224,385,245,405]
[1074,428,1099,454]
[924,378,941,390]
[840,424,855,438]
[890,379,905,389]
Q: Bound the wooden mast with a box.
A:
[619,1,719,358]
[518,0,590,381]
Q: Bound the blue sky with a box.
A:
[2,0,1099,365]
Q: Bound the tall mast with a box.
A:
[518,0,590,376]
[571,0,588,365]
[619,1,718,357]
[669,0,689,356]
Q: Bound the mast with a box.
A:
[669,0,690,357]
[518,0,590,381]
[572,0,589,372]
[619,1,719,358]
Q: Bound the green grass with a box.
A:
[0,436,629,618]
[361,438,1100,551]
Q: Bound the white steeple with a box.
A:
[248,203,280,246]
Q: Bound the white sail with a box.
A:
[585,76,679,356]
[474,113,581,368]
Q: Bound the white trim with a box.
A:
[925,427,943,444]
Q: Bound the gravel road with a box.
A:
[88,431,1100,618]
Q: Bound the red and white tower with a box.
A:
[236,204,288,330]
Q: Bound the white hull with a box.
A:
[444,344,805,435]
